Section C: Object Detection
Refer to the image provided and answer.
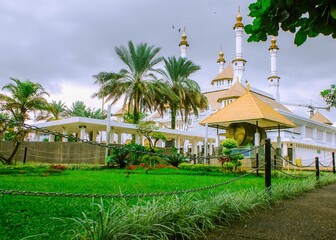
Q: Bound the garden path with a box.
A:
[203,183,336,240]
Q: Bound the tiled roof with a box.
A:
[310,111,333,125]
[200,91,296,130]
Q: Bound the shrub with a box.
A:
[126,165,136,170]
[165,153,186,167]
[50,164,67,171]
[140,154,165,167]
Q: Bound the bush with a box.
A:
[140,154,166,167]
[165,153,186,167]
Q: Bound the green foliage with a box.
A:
[165,153,187,167]
[0,78,50,165]
[221,139,244,172]
[1,167,336,239]
[321,84,336,108]
[179,163,223,172]
[140,154,166,167]
[106,142,146,168]
[93,41,164,124]
[246,0,336,46]
[65,100,106,119]
[163,56,207,129]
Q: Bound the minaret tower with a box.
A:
[179,29,189,58]
[217,47,226,73]
[268,37,280,101]
[232,7,246,84]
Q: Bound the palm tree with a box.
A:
[0,78,49,165]
[162,56,208,129]
[36,100,68,121]
[65,100,106,119]
[93,41,164,124]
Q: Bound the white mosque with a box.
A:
[25,9,336,167]
[150,9,336,166]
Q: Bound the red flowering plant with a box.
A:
[126,165,136,170]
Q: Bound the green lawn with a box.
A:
[0,167,324,240]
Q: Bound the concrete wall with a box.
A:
[0,142,106,164]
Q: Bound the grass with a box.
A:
[0,166,335,240]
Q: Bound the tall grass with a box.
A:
[70,174,336,240]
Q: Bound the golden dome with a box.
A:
[269,36,279,50]
[179,32,189,47]
[217,49,226,63]
[233,7,244,29]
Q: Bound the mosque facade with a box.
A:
[151,10,336,166]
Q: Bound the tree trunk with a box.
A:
[6,141,21,165]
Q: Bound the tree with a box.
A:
[162,56,207,129]
[93,41,165,124]
[221,138,244,171]
[136,120,166,152]
[65,101,106,119]
[36,100,68,121]
[321,84,336,108]
[246,0,336,46]
[0,78,49,165]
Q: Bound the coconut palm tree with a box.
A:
[0,78,49,165]
[36,100,68,121]
[93,41,164,124]
[162,56,208,129]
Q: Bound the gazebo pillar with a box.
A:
[209,139,213,155]
[204,122,208,162]
[276,124,282,159]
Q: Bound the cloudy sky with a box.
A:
[1,0,336,120]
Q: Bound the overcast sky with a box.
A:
[1,0,336,120]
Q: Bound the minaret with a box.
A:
[179,29,189,58]
[217,47,226,73]
[268,37,280,101]
[232,7,246,84]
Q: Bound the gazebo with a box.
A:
[200,88,296,158]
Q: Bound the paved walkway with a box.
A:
[203,184,336,240]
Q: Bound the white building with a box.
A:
[151,9,336,166]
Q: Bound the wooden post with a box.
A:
[315,157,320,181]
[23,147,27,164]
[332,152,335,175]
[265,138,271,194]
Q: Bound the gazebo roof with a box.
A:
[200,90,296,130]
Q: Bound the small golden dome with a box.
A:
[179,32,189,47]
[269,36,279,50]
[217,49,226,63]
[233,7,244,29]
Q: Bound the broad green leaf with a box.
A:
[330,5,336,19]
[294,27,308,46]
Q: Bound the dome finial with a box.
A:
[179,27,189,47]
[234,6,244,29]
[269,36,279,50]
[217,46,226,63]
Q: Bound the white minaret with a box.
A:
[217,47,226,73]
[179,29,189,58]
[232,7,246,84]
[268,37,280,101]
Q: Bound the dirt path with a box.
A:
[203,184,336,240]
